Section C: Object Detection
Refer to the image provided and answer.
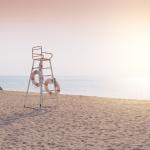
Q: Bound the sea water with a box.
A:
[0,76,150,100]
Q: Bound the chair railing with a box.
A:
[42,52,53,59]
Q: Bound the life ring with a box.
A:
[44,78,60,95]
[31,70,42,87]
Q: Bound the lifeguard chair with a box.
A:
[24,46,60,108]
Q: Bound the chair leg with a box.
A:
[24,60,35,107]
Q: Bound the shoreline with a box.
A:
[1,90,150,102]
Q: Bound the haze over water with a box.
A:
[1,76,150,100]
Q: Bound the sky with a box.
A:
[0,0,150,78]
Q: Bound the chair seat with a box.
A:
[33,58,50,61]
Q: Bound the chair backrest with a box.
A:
[32,46,43,60]
[32,46,53,60]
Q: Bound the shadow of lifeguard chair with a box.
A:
[24,46,60,108]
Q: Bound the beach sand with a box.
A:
[0,91,150,149]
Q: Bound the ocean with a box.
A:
[0,76,150,100]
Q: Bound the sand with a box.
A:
[0,91,150,150]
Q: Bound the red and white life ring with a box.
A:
[31,70,42,87]
[44,78,60,95]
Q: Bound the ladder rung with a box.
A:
[32,67,40,69]
[43,75,52,76]
[42,67,51,69]
[42,90,55,92]
[32,67,51,69]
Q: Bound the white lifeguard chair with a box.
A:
[24,46,60,108]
